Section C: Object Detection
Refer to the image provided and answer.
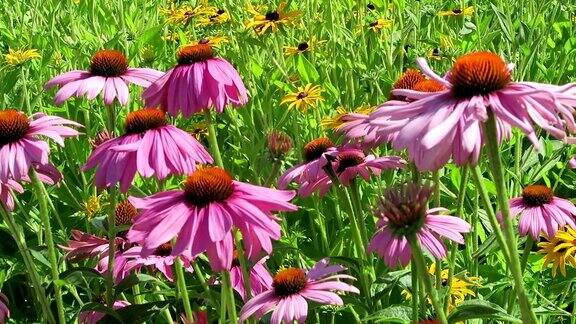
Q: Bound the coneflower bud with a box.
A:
[267,131,293,160]
[90,130,113,149]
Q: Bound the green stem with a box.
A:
[349,181,369,247]
[105,188,117,307]
[154,284,173,323]
[175,257,194,321]
[521,237,534,273]
[470,165,511,262]
[222,271,237,322]
[204,109,224,168]
[192,262,218,309]
[444,166,469,312]
[408,235,448,324]
[263,160,281,187]
[483,110,538,324]
[411,259,419,323]
[0,206,56,324]
[234,231,252,301]
[29,170,66,323]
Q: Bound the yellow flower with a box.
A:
[402,263,481,312]
[161,3,216,25]
[196,8,230,27]
[245,1,300,35]
[281,84,323,112]
[4,48,41,67]
[439,6,475,17]
[538,226,576,277]
[321,105,374,131]
[83,195,102,219]
[368,18,393,32]
[284,38,327,56]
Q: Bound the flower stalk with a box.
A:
[29,170,66,323]
[483,110,538,324]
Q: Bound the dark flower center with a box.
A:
[335,150,365,173]
[432,48,440,55]
[522,184,554,206]
[217,9,226,15]
[297,42,309,51]
[450,51,511,98]
[265,11,280,21]
[0,109,29,146]
[273,268,307,297]
[367,3,376,10]
[413,79,445,93]
[369,21,379,27]
[303,137,334,162]
[452,8,462,14]
[90,50,128,77]
[154,242,172,257]
[177,44,214,65]
[115,200,138,226]
[381,184,431,235]
[296,92,308,99]
[183,167,234,207]
[124,109,168,134]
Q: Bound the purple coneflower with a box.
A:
[367,51,576,170]
[278,137,337,197]
[59,230,128,267]
[338,70,444,149]
[83,108,213,192]
[45,50,162,106]
[504,184,576,239]
[304,148,406,195]
[0,109,80,182]
[79,300,130,324]
[230,254,273,300]
[0,293,9,324]
[142,42,248,117]
[368,184,471,267]
[112,243,192,282]
[127,167,297,271]
[239,258,359,324]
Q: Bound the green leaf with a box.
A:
[78,302,123,323]
[448,300,523,323]
[296,55,319,83]
[100,301,170,323]
[362,305,411,323]
[59,267,103,285]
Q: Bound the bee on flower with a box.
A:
[245,2,300,35]
[439,6,475,17]
[283,38,326,56]
[196,8,230,27]
[368,18,393,32]
[281,84,324,112]
[4,48,41,67]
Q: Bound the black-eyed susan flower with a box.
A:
[245,2,300,35]
[281,84,323,112]
[538,226,576,277]
[283,38,326,56]
[402,263,480,311]
[196,8,230,27]
[368,18,392,32]
[161,4,216,25]
[321,105,374,131]
[4,48,41,67]
[439,6,475,17]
